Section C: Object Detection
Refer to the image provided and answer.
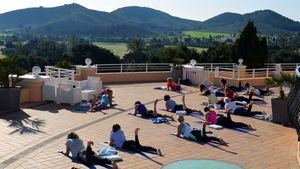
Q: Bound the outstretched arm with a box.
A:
[182,94,187,109]
[177,124,183,137]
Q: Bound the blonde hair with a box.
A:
[224,97,231,103]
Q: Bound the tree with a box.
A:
[126,38,145,53]
[236,21,268,68]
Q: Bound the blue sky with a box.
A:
[0,0,299,21]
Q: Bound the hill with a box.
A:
[0,4,299,36]
[0,3,201,36]
[201,10,300,34]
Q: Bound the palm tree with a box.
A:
[127,38,145,54]
[0,56,25,88]
[265,72,296,99]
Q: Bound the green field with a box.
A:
[94,42,128,58]
[189,47,207,53]
[184,31,231,38]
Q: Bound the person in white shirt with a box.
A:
[224,97,264,117]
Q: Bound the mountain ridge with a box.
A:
[0,3,299,36]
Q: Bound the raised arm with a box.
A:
[177,123,183,137]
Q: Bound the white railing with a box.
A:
[215,67,276,79]
[196,63,235,71]
[96,63,172,73]
[266,63,300,72]
[45,66,75,80]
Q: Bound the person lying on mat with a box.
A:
[204,107,255,130]
[199,84,224,97]
[90,89,113,112]
[176,115,228,146]
[224,97,264,117]
[164,94,203,115]
[224,88,265,104]
[203,90,225,109]
[133,100,174,120]
[244,83,270,96]
[220,79,244,92]
[110,124,163,156]
[167,77,181,91]
[62,132,118,169]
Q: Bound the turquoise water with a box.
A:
[162,159,243,169]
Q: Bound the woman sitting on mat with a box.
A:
[62,132,118,169]
[110,124,163,156]
[90,89,113,112]
[204,107,255,130]
[134,100,174,120]
[167,77,181,91]
[224,97,264,117]
[164,94,203,115]
[176,115,228,146]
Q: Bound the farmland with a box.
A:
[184,31,231,38]
[94,42,128,58]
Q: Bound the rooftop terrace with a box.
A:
[0,82,298,169]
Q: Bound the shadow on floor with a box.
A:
[0,110,45,135]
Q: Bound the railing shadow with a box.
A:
[0,110,45,135]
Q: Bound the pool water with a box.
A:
[162,159,243,169]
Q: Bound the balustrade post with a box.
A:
[146,63,148,72]
[266,68,269,78]
[210,64,213,72]
[120,64,123,73]
[252,69,255,79]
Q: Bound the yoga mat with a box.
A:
[100,142,158,160]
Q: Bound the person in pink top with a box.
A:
[204,107,255,130]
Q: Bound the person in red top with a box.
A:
[167,77,181,91]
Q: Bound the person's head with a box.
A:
[164,95,171,101]
[134,101,141,106]
[224,97,231,104]
[221,78,227,85]
[167,77,173,83]
[177,115,185,123]
[199,84,206,92]
[67,132,79,139]
[204,90,211,96]
[112,124,121,132]
[204,107,210,113]
[245,82,250,88]
[107,89,113,97]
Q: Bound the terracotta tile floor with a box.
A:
[0,83,298,169]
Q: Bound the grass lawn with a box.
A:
[94,42,128,58]
[184,31,231,38]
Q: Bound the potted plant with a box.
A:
[265,72,296,124]
[0,56,26,113]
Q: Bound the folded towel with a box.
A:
[98,147,117,156]
[151,117,170,124]
[208,124,223,130]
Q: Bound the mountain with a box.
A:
[201,10,300,34]
[0,4,299,36]
[0,3,201,36]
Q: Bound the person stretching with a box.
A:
[110,124,163,156]
[176,115,228,146]
[134,100,174,120]
[244,83,269,96]
[90,89,113,112]
[167,77,181,91]
[164,94,203,115]
[224,97,264,117]
[204,107,255,130]
[62,132,118,169]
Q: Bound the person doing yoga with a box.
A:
[204,107,255,130]
[167,77,181,91]
[164,94,203,115]
[62,132,118,169]
[224,97,264,117]
[199,84,224,97]
[134,100,174,120]
[244,83,269,96]
[110,124,163,156]
[176,115,228,146]
[90,89,113,112]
